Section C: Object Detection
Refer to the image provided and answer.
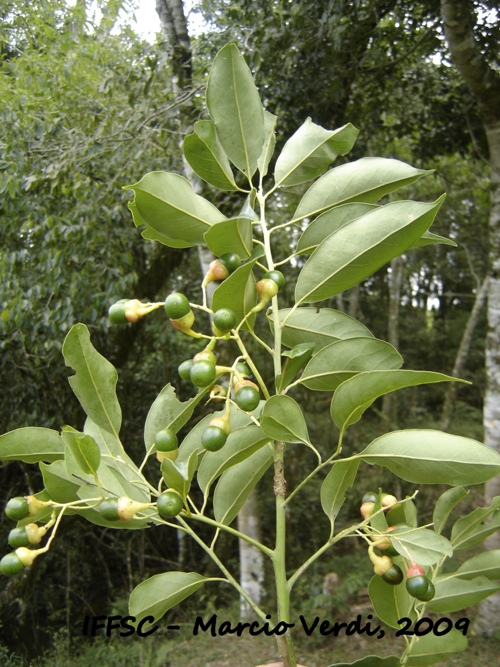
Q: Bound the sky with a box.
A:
[131,0,202,41]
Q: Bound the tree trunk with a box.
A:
[155,0,265,617]
[381,255,404,429]
[441,0,500,635]
[440,275,489,431]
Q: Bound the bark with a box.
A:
[441,0,500,635]
[440,275,489,431]
[381,256,404,429]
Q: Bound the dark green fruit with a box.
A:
[202,426,228,452]
[0,552,26,577]
[213,308,237,333]
[5,497,30,521]
[362,491,378,504]
[178,359,194,382]
[164,292,191,320]
[262,270,285,291]
[8,527,31,549]
[108,299,128,325]
[190,360,216,388]
[98,498,120,521]
[219,253,241,274]
[157,490,183,518]
[235,385,260,411]
[406,575,435,601]
[382,563,404,585]
[155,428,178,452]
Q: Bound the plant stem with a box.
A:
[272,441,297,667]
[177,516,269,623]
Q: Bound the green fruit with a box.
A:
[213,308,237,333]
[235,361,251,376]
[219,253,241,273]
[256,278,279,301]
[362,491,378,504]
[157,490,184,518]
[155,428,178,452]
[5,497,30,521]
[190,360,216,388]
[0,552,26,577]
[164,292,191,320]
[193,349,217,364]
[202,425,228,452]
[108,299,128,325]
[262,270,285,291]
[406,575,435,601]
[382,563,404,585]
[235,385,260,411]
[8,527,31,549]
[98,498,120,521]
[178,359,194,382]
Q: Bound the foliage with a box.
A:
[2,43,499,667]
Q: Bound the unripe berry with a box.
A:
[381,493,398,509]
[262,270,285,291]
[256,278,279,302]
[360,501,375,520]
[164,292,191,320]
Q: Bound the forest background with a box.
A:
[1,0,499,665]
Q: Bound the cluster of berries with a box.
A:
[361,491,436,602]
[0,496,53,576]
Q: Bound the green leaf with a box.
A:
[432,487,468,534]
[320,459,359,528]
[271,307,374,351]
[183,120,238,190]
[62,324,121,436]
[291,157,432,224]
[212,259,257,330]
[204,217,253,258]
[277,342,316,392]
[453,550,500,580]
[296,203,378,255]
[161,451,198,499]
[405,630,468,666]
[197,423,269,496]
[412,230,457,248]
[450,497,500,549]
[40,460,81,504]
[274,119,358,187]
[295,197,445,304]
[124,171,226,248]
[260,395,311,444]
[128,199,193,248]
[62,428,101,477]
[331,370,465,433]
[213,445,274,525]
[428,576,500,613]
[328,658,401,667]
[129,571,208,624]
[386,500,418,528]
[84,418,150,502]
[389,525,453,566]
[368,572,416,629]
[360,430,500,486]
[206,44,265,178]
[257,110,277,178]
[299,338,403,391]
[0,427,64,463]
